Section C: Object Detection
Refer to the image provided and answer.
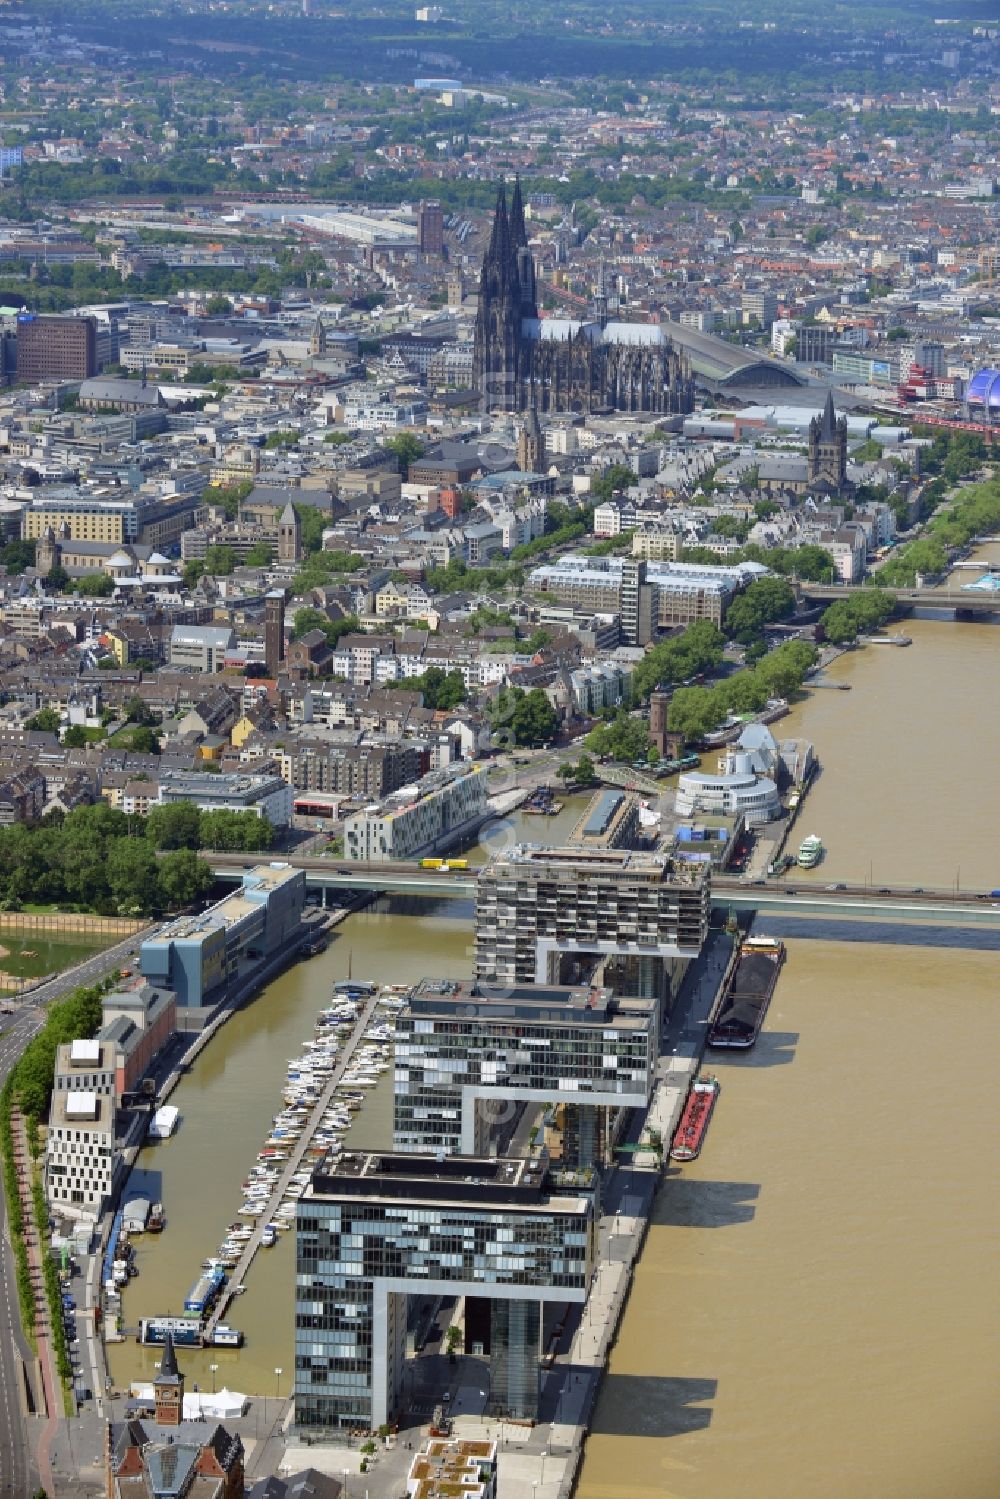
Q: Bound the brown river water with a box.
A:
[109,606,1000,1497]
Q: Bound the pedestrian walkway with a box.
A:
[12,1109,60,1494]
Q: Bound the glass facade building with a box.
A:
[393,978,657,1157]
[295,1152,594,1431]
[474,845,710,990]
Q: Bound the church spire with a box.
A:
[487,180,510,266]
[159,1330,179,1379]
[820,389,837,441]
[509,175,527,251]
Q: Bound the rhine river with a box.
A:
[109,610,1000,1496]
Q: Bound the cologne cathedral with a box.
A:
[473,180,695,417]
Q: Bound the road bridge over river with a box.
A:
[204,853,1000,937]
[798,582,1000,614]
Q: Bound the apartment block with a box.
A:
[344,763,487,862]
[45,1038,119,1221]
[474,845,709,992]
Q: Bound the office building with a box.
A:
[568,788,641,850]
[99,983,177,1097]
[169,624,237,674]
[796,325,835,366]
[157,770,292,827]
[25,493,199,547]
[475,845,709,999]
[16,312,97,382]
[295,1152,594,1430]
[418,200,445,255]
[265,589,286,677]
[344,764,487,862]
[45,1039,120,1221]
[528,554,760,629]
[619,557,654,645]
[393,977,657,1158]
[631,530,680,562]
[741,291,778,329]
[284,741,423,799]
[139,863,304,1012]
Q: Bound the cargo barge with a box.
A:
[669,1075,720,1161]
[707,937,785,1050]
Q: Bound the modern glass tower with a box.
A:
[393,977,658,1161]
[294,1151,594,1431]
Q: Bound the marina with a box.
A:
[199,981,393,1341]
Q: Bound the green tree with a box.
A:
[291,608,359,650]
[74,572,115,597]
[724,576,796,644]
[107,839,160,913]
[404,666,466,711]
[182,559,205,590]
[199,808,273,851]
[158,847,214,907]
[489,687,558,747]
[204,545,236,576]
[204,294,232,315]
[245,541,274,568]
[585,711,651,762]
[25,708,61,734]
[591,463,637,502]
[61,725,90,748]
[667,685,728,743]
[146,802,202,851]
[384,432,425,480]
[575,752,597,784]
[0,539,36,573]
[44,564,70,594]
[124,696,159,727]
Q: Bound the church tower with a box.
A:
[278,500,302,564]
[153,1332,184,1427]
[474,181,524,413]
[516,406,544,473]
[807,391,848,491]
[36,525,59,578]
[310,317,328,358]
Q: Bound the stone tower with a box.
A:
[278,501,301,564]
[153,1332,184,1427]
[36,525,59,578]
[807,391,848,491]
[265,588,286,678]
[473,179,536,414]
[516,406,544,474]
[310,316,327,358]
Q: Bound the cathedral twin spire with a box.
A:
[480,179,535,317]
